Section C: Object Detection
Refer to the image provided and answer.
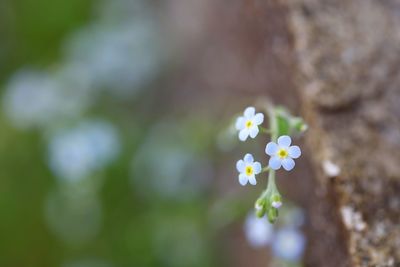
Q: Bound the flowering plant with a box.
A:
[235,105,307,223]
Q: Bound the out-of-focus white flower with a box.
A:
[48,120,119,181]
[3,69,91,129]
[3,70,58,128]
[265,135,301,171]
[65,20,162,98]
[272,227,306,262]
[235,107,264,141]
[236,153,261,186]
[244,213,274,248]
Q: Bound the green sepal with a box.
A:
[254,197,267,218]
[274,107,308,136]
[275,107,290,136]
[267,207,279,224]
[270,194,281,204]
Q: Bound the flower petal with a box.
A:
[235,117,245,130]
[239,173,248,186]
[277,135,291,147]
[265,142,278,156]
[272,201,282,209]
[288,146,301,159]
[236,159,245,172]
[239,128,249,141]
[253,113,264,125]
[248,175,257,185]
[269,156,281,170]
[253,162,262,174]
[244,153,254,163]
[282,158,295,171]
[249,126,259,138]
[244,107,255,118]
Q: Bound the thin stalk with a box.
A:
[265,106,279,199]
[266,104,279,195]
[256,103,280,214]
[267,169,277,192]
[261,166,270,173]
[268,106,278,142]
[258,170,277,199]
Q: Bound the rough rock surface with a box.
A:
[284,0,400,266]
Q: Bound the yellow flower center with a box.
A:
[245,166,253,176]
[277,148,288,159]
[245,120,253,129]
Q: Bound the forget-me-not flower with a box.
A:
[265,135,301,171]
[272,200,282,209]
[244,213,274,247]
[272,227,306,262]
[236,153,261,186]
[48,120,120,181]
[235,107,264,141]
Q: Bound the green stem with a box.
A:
[259,169,277,199]
[265,104,279,197]
[261,166,270,173]
[268,106,278,142]
[267,169,277,192]
[255,103,281,214]
[255,103,284,221]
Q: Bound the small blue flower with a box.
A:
[235,107,264,141]
[48,120,120,181]
[265,135,301,171]
[236,153,262,186]
[272,227,306,262]
[244,213,274,248]
[271,200,282,209]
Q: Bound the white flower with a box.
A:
[244,213,274,248]
[272,227,306,262]
[48,120,120,181]
[3,69,88,129]
[272,201,282,209]
[236,154,262,186]
[265,135,301,171]
[235,107,264,141]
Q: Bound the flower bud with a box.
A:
[290,117,308,134]
[267,207,279,223]
[270,194,282,209]
[255,197,267,218]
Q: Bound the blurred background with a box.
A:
[0,0,313,266]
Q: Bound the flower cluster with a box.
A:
[234,105,307,223]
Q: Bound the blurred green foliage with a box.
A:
[0,0,93,80]
[0,1,224,266]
